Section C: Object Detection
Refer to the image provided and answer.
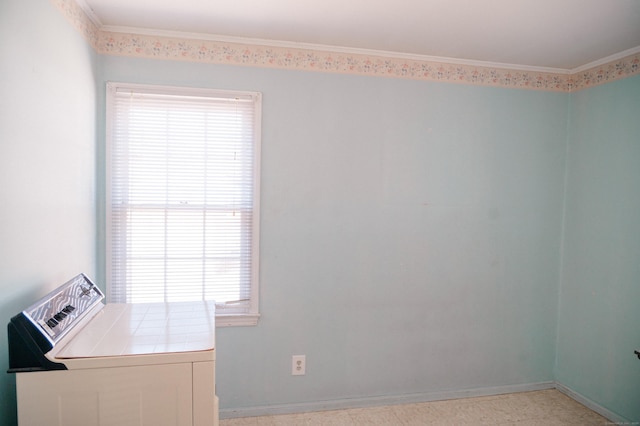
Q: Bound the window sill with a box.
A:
[215,313,260,327]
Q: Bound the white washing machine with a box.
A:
[7,274,219,426]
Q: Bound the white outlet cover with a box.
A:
[292,355,305,375]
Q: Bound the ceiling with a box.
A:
[80,0,640,72]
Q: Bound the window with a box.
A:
[106,82,261,326]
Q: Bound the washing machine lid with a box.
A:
[53,301,216,361]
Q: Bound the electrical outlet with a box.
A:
[292,355,306,375]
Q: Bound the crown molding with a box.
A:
[73,0,103,27]
[52,0,640,92]
[571,46,640,73]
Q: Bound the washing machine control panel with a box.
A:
[23,274,104,344]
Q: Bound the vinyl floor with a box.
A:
[220,389,611,425]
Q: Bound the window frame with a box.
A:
[105,82,262,327]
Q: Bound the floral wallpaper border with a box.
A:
[53,0,639,92]
[51,0,99,48]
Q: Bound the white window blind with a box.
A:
[106,83,261,325]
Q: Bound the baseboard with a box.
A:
[554,382,631,424]
[219,381,555,419]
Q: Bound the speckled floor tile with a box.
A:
[256,413,308,425]
[220,417,259,426]
[347,406,403,425]
[389,402,444,426]
[220,389,610,426]
[304,409,356,425]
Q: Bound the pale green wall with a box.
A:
[556,74,640,422]
[99,57,568,412]
[1,0,639,424]
[0,0,98,423]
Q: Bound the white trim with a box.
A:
[571,45,640,74]
[219,381,556,419]
[106,81,259,101]
[220,381,630,422]
[555,382,631,425]
[104,81,115,303]
[250,93,262,318]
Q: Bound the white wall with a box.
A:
[0,1,98,424]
